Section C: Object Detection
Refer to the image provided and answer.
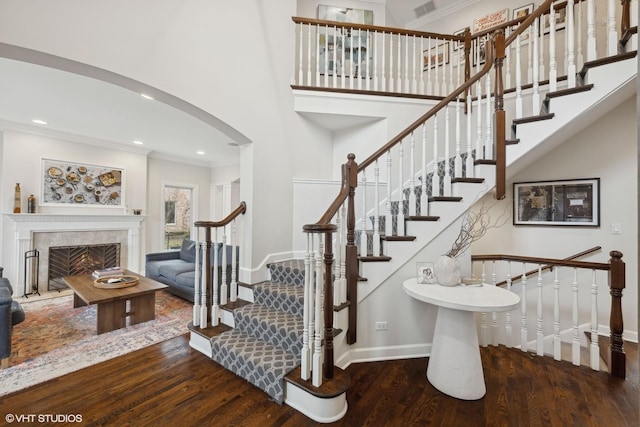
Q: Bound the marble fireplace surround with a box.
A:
[3,214,145,296]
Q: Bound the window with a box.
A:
[163,185,195,250]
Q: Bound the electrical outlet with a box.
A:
[375,321,388,331]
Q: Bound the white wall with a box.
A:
[472,96,638,337]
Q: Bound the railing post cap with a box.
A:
[610,250,624,260]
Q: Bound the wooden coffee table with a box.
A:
[63,270,168,334]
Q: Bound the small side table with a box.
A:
[403,278,520,400]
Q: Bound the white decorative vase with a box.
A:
[435,255,461,286]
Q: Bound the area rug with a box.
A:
[0,290,192,396]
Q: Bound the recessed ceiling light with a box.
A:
[196,150,205,155]
[140,93,154,100]
[32,119,47,125]
[133,140,144,145]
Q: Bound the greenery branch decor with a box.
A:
[445,201,511,258]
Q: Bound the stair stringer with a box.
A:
[505,55,637,179]
[356,165,496,305]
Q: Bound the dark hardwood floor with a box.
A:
[1,334,637,426]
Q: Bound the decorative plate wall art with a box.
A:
[41,159,125,207]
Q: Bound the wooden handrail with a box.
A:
[292,17,465,43]
[477,246,602,286]
[470,253,610,270]
[473,250,626,379]
[358,43,495,172]
[195,201,246,228]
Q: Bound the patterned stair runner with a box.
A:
[210,260,305,403]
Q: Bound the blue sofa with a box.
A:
[1,267,26,368]
[145,239,238,303]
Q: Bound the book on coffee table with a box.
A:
[92,266,124,278]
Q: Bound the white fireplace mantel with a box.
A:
[2,213,146,294]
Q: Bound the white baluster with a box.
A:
[608,0,618,55]
[419,37,425,94]
[211,231,220,326]
[448,42,454,94]
[333,210,342,308]
[404,34,410,93]
[200,238,209,329]
[365,29,371,91]
[515,34,523,119]
[484,71,492,160]
[373,30,379,91]
[475,74,483,158]
[357,28,363,91]
[380,33,386,91]
[434,41,440,96]
[521,263,528,352]
[332,26,338,89]
[385,151,393,236]
[571,268,580,366]
[567,0,576,88]
[349,28,355,89]
[426,37,433,94]
[315,25,321,88]
[527,24,533,84]
[577,1,584,71]
[397,33,402,92]
[408,133,417,216]
[587,0,597,61]
[373,160,381,256]
[312,238,323,387]
[230,220,238,302]
[539,17,546,81]
[443,106,451,197]
[590,269,600,371]
[298,24,303,85]
[397,142,405,236]
[549,4,558,91]
[431,114,440,197]
[505,261,513,348]
[465,93,474,178]
[307,23,312,86]
[301,234,312,380]
[359,172,368,257]
[323,25,329,88]
[420,124,429,215]
[532,17,541,114]
[389,33,394,92]
[412,35,417,94]
[553,267,561,361]
[341,30,346,88]
[536,265,544,356]
[220,230,228,306]
[193,232,201,327]
[454,98,462,179]
[307,235,316,368]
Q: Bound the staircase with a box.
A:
[187,1,637,423]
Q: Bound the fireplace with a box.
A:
[48,243,121,291]
[2,213,145,296]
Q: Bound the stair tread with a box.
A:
[406,215,440,221]
[429,196,463,202]
[359,255,392,262]
[545,84,594,100]
[253,281,305,317]
[268,260,306,286]
[512,112,555,125]
[382,235,416,241]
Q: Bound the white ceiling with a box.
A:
[0,56,243,168]
[0,2,472,167]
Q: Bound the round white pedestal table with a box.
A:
[403,278,520,400]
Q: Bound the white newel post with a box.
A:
[301,234,312,380]
[193,229,201,327]
[553,268,561,360]
[536,266,544,356]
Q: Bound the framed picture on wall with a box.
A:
[423,42,449,71]
[513,178,600,226]
[41,158,125,207]
[512,4,535,46]
[543,5,567,34]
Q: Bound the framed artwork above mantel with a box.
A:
[41,158,125,208]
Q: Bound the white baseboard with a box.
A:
[335,343,431,370]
